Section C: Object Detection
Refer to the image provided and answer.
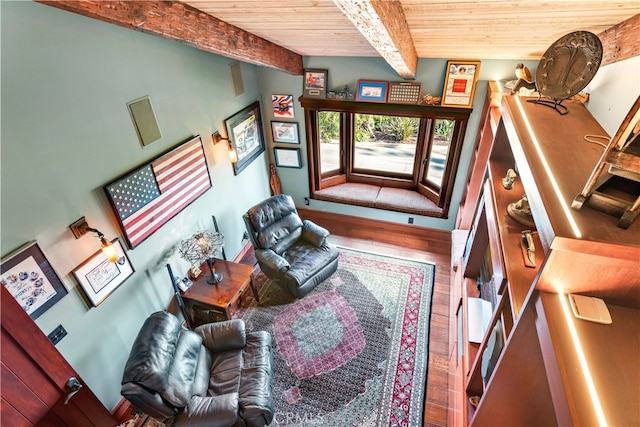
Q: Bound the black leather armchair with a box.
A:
[121,311,273,427]
[243,194,339,298]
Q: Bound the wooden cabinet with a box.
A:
[449,83,640,426]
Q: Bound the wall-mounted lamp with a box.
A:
[213,131,238,164]
[69,217,119,262]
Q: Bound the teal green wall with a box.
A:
[1,2,272,409]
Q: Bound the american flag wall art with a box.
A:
[104,135,212,249]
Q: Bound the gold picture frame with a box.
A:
[441,60,481,108]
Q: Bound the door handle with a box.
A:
[64,377,83,405]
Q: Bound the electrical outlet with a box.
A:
[408,217,414,224]
[48,324,67,346]
[304,197,310,205]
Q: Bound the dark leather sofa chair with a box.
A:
[121,311,273,427]
[243,194,339,298]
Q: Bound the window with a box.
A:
[353,114,419,176]
[302,98,471,217]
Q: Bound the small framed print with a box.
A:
[72,239,134,307]
[1,241,68,319]
[271,121,300,144]
[224,101,266,175]
[356,80,388,103]
[303,69,328,98]
[274,147,302,168]
[441,60,481,108]
[388,82,422,104]
[272,94,294,118]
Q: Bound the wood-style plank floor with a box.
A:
[327,235,451,427]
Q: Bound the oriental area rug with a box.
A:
[235,247,435,427]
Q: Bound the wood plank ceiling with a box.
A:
[38,1,639,79]
[186,1,638,76]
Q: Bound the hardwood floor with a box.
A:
[326,235,451,427]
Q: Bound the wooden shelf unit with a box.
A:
[449,83,640,426]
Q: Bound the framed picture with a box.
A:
[72,239,134,307]
[441,60,481,108]
[271,121,300,144]
[274,147,302,168]
[104,135,211,249]
[272,95,294,118]
[303,69,328,98]
[356,80,388,103]
[1,241,68,319]
[224,101,266,175]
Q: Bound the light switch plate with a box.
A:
[568,294,612,324]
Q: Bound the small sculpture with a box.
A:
[501,168,517,190]
[507,195,535,228]
[422,93,441,105]
[511,63,535,95]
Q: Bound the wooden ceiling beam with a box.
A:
[36,1,303,75]
[333,0,417,79]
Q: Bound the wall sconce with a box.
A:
[213,131,238,164]
[69,217,119,262]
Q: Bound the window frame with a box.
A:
[301,97,471,217]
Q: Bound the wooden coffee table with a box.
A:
[180,258,258,324]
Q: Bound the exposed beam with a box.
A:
[36,1,303,75]
[598,13,640,66]
[333,0,417,79]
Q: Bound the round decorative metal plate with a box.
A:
[535,31,603,100]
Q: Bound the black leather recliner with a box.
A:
[243,194,339,298]
[121,311,274,427]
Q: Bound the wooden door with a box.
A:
[1,285,116,426]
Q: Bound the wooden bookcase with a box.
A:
[449,83,640,426]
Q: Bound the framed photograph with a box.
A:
[274,147,302,168]
[224,101,266,175]
[72,239,134,307]
[1,241,68,319]
[303,69,328,98]
[441,60,481,108]
[356,80,388,103]
[271,121,300,144]
[272,94,294,118]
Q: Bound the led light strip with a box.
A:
[514,97,582,238]
[557,292,608,426]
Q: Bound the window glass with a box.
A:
[424,119,454,188]
[353,114,419,175]
[318,111,341,174]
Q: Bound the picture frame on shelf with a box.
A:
[387,82,422,104]
[303,69,328,98]
[441,60,481,108]
[1,241,68,319]
[271,121,300,144]
[224,101,266,175]
[272,94,294,118]
[356,80,389,103]
[274,147,302,168]
[72,238,134,307]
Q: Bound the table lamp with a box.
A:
[179,231,225,285]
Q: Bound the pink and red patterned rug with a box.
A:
[235,247,434,426]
